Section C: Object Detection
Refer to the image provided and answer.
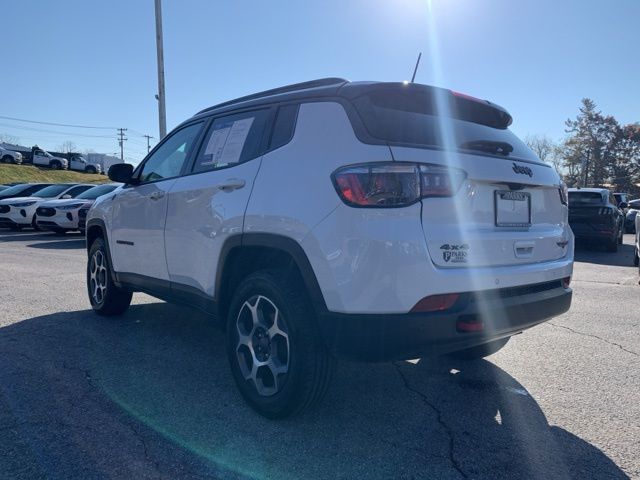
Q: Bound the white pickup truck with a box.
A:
[67,153,102,174]
[32,147,68,170]
[0,145,23,164]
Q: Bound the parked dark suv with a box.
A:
[568,188,625,251]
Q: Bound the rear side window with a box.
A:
[351,88,538,162]
[269,104,298,150]
[193,109,270,173]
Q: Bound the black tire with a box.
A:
[86,166,97,174]
[2,155,12,163]
[605,237,618,252]
[226,269,335,418]
[50,160,61,170]
[87,237,132,316]
[634,249,639,267]
[31,215,41,231]
[447,337,510,361]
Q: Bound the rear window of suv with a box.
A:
[350,88,539,162]
[568,192,605,205]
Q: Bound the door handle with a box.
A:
[217,178,246,192]
[149,191,165,201]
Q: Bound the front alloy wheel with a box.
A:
[87,237,132,315]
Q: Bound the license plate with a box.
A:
[495,190,531,227]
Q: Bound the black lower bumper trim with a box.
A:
[317,285,572,362]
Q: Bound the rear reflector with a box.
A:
[456,319,484,333]
[411,293,460,313]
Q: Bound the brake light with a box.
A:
[332,162,466,208]
[598,207,613,215]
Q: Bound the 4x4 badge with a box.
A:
[512,163,533,177]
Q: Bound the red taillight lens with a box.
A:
[411,293,460,313]
[332,162,466,208]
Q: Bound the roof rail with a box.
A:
[197,77,348,115]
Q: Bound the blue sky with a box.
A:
[1,0,638,163]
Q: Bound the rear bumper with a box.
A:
[570,222,616,240]
[317,282,572,362]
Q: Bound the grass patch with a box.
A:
[0,164,107,185]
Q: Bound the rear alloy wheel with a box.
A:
[226,270,334,418]
[87,237,132,316]
[448,337,510,361]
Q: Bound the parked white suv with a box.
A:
[32,147,68,170]
[35,183,119,234]
[0,183,93,230]
[86,78,574,417]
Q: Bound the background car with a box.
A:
[36,183,120,234]
[625,199,640,234]
[568,188,624,251]
[0,183,93,230]
[0,183,52,201]
[0,145,23,164]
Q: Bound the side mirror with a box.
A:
[108,163,136,184]
[619,202,628,209]
[61,194,72,199]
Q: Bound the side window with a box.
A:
[65,185,93,198]
[269,104,298,150]
[138,122,203,183]
[193,109,269,173]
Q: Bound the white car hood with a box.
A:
[38,198,93,208]
[0,196,47,205]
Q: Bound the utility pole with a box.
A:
[143,134,154,153]
[117,128,128,161]
[154,0,167,139]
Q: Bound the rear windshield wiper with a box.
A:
[460,140,514,156]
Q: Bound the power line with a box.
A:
[0,122,115,138]
[0,115,117,130]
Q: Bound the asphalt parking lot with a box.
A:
[0,230,638,480]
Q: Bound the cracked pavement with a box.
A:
[0,230,638,479]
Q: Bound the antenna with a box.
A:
[411,52,422,83]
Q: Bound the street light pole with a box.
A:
[154,0,167,139]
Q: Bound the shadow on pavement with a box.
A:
[0,303,629,479]
[574,238,636,268]
[27,239,86,250]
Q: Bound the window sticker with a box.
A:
[202,117,255,168]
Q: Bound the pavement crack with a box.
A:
[547,322,638,357]
[393,362,468,479]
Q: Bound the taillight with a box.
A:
[332,162,467,208]
[598,207,613,215]
[559,182,568,206]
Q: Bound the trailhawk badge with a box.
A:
[440,244,469,263]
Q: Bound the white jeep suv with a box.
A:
[86,78,574,418]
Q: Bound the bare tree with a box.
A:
[525,134,563,176]
[57,141,77,153]
[0,133,20,145]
